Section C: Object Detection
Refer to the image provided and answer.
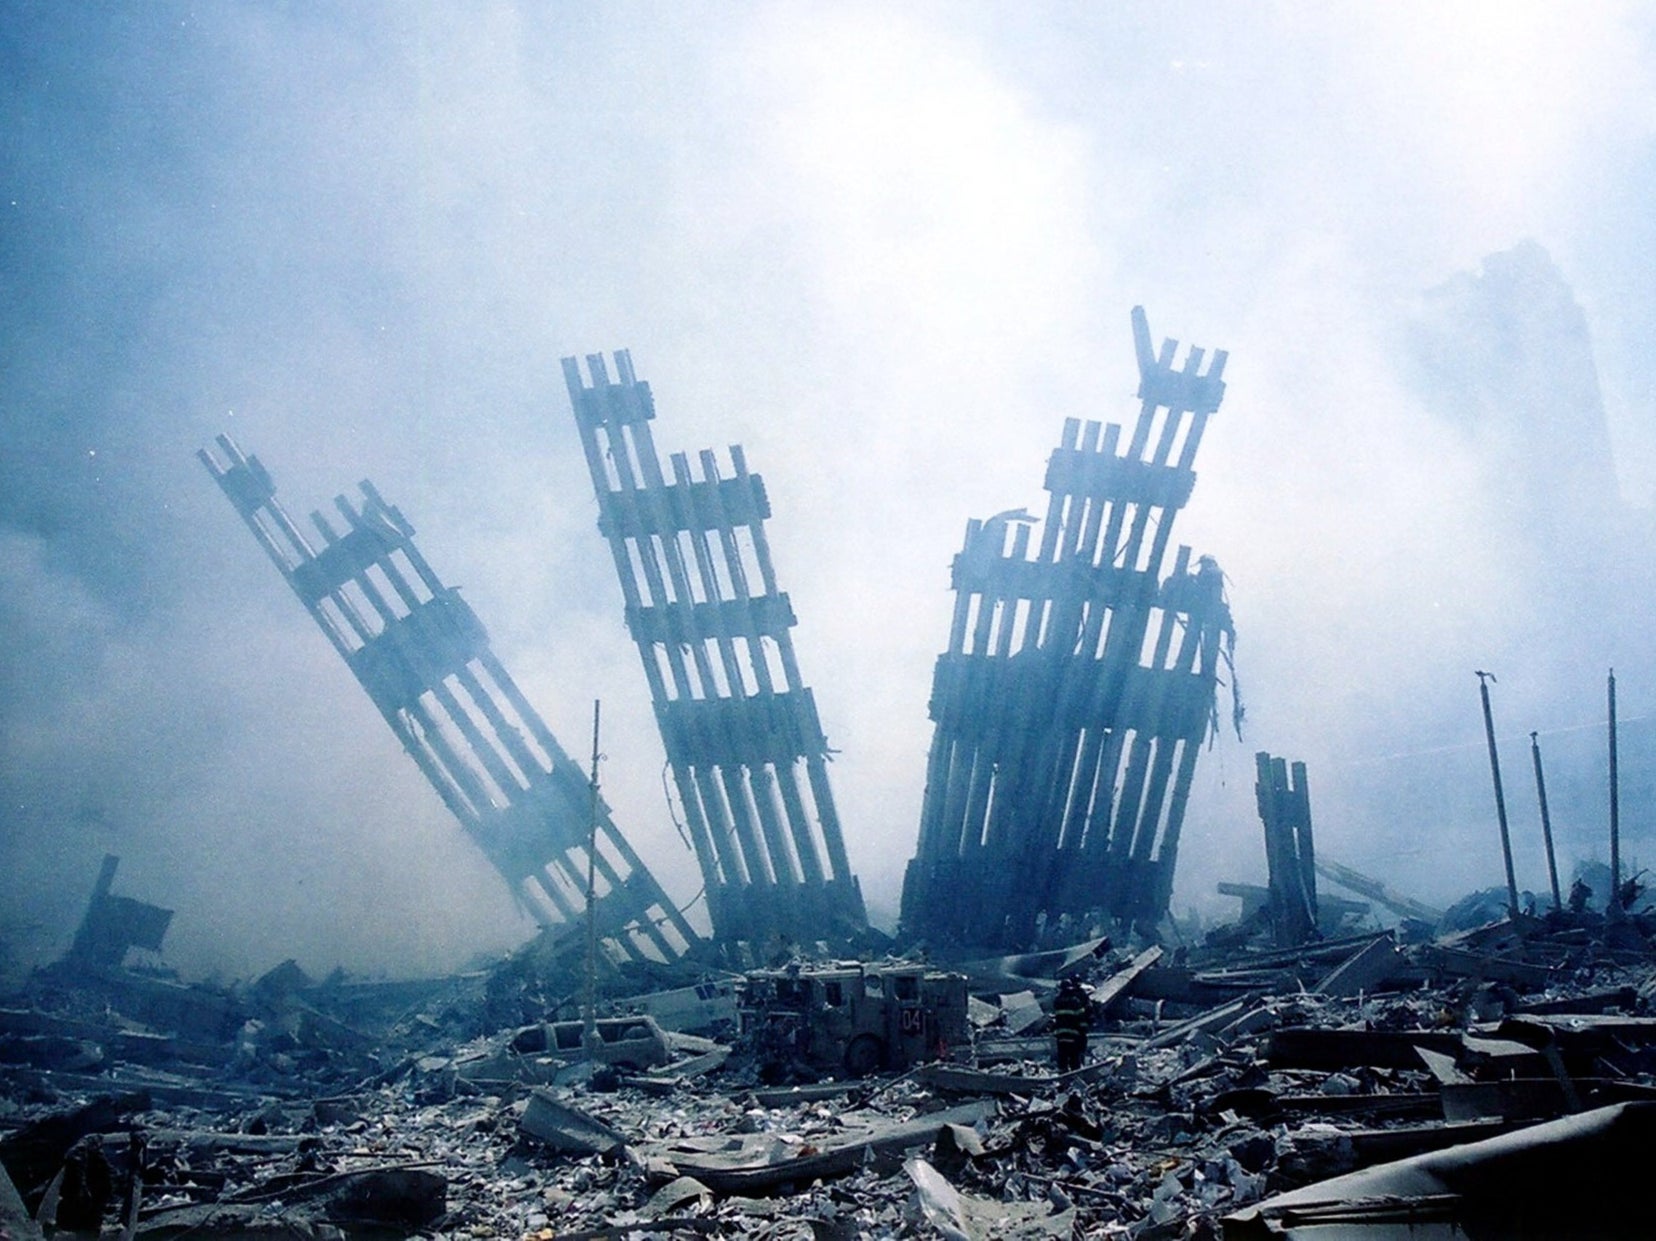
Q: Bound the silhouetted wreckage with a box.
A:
[65,857,172,974]
[198,437,698,965]
[564,351,868,947]
[902,309,1238,952]
[1219,755,1335,949]
[1252,755,1318,949]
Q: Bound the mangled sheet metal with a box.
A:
[1224,1101,1656,1239]
[902,308,1236,951]
[199,436,698,964]
[564,351,867,946]
[646,1100,998,1195]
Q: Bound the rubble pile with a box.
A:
[7,902,1656,1239]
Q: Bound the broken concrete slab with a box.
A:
[1144,996,1259,1050]
[917,1063,1062,1097]
[997,991,1047,1037]
[1439,1077,1656,1124]
[648,1100,997,1195]
[519,1089,628,1156]
[639,1175,712,1219]
[1313,934,1404,997]
[1265,1028,1462,1071]
[1415,943,1554,989]
[958,938,1115,991]
[1090,946,1164,1015]
[323,1167,448,1230]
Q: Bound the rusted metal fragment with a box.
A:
[520,1090,627,1156]
[1090,946,1164,1014]
[1313,934,1405,998]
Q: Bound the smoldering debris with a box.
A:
[10,885,1656,1239]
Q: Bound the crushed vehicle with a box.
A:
[508,1014,672,1070]
[741,961,970,1079]
[609,977,740,1036]
[452,1015,674,1085]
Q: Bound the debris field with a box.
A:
[8,897,1656,1240]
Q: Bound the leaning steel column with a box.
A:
[564,351,867,946]
[199,436,699,963]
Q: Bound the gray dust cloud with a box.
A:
[5,2,1656,980]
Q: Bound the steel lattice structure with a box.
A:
[200,436,699,964]
[901,308,1236,950]
[564,351,867,946]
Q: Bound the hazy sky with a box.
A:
[6,2,1656,979]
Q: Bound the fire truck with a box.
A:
[741,961,970,1079]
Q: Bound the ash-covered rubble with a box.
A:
[10,884,1656,1241]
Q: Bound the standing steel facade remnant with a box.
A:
[199,436,699,964]
[1254,752,1318,947]
[564,351,867,946]
[901,308,1236,951]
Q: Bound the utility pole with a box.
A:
[1608,670,1621,918]
[1476,671,1520,922]
[584,699,602,1058]
[1529,732,1562,914]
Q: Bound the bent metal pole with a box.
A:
[1476,670,1520,922]
[1530,731,1563,913]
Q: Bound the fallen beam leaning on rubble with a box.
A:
[1313,856,1445,926]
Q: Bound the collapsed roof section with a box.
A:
[901,308,1235,951]
[198,436,699,965]
[563,351,867,946]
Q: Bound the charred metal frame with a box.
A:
[564,351,867,945]
[199,436,698,964]
[901,308,1234,950]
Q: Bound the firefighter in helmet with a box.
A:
[1052,975,1090,1073]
